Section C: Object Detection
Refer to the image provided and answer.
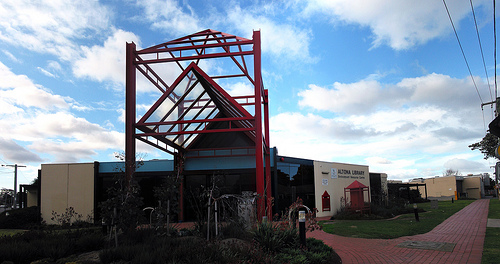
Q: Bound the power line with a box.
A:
[495,0,497,112]
[470,0,494,103]
[443,0,484,104]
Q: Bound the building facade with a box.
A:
[415,175,485,200]
[39,151,380,224]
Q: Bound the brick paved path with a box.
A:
[309,199,489,264]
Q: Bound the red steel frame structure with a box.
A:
[125,29,272,220]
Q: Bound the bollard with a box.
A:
[413,203,419,222]
[299,211,306,246]
[452,198,454,203]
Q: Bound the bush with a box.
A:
[0,229,104,264]
[0,206,40,229]
[219,219,252,240]
[99,224,342,264]
[252,221,299,253]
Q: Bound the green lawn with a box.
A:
[482,199,500,264]
[321,200,474,239]
[0,229,26,236]
[487,198,500,218]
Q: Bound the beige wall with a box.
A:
[26,190,38,207]
[41,163,95,224]
[314,161,370,218]
[418,176,484,200]
[463,177,482,199]
[419,176,457,200]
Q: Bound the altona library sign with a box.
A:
[331,168,366,180]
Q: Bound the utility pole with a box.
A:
[485,0,499,199]
[2,164,26,209]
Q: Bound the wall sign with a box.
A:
[331,168,338,179]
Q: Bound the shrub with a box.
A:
[0,229,104,264]
[0,206,40,229]
[273,238,342,264]
[99,224,341,264]
[51,207,82,226]
[252,221,299,253]
[219,219,252,240]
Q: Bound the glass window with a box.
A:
[275,160,314,216]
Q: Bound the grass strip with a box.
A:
[482,199,500,264]
[321,200,474,239]
[0,229,26,237]
[487,198,500,218]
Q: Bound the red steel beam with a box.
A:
[263,89,272,219]
[136,127,254,137]
[137,39,253,54]
[135,51,254,65]
[253,31,265,220]
[126,29,272,221]
[137,116,253,126]
[125,42,137,188]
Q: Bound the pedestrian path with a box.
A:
[309,199,489,264]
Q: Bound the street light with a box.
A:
[299,210,306,246]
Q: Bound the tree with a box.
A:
[0,188,13,207]
[443,169,461,176]
[153,174,181,227]
[99,152,145,234]
[469,132,499,160]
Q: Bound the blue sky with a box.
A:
[0,0,497,189]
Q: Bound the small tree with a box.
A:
[99,152,145,234]
[0,188,13,207]
[153,174,181,228]
[443,168,461,176]
[469,132,500,160]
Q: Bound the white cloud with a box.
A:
[73,30,141,87]
[225,5,314,62]
[298,73,486,115]
[0,62,69,110]
[37,67,57,78]
[0,137,42,163]
[443,158,489,173]
[271,71,490,180]
[47,61,62,72]
[73,29,190,94]
[0,62,124,164]
[2,50,21,63]
[298,80,389,114]
[365,157,392,165]
[300,0,487,50]
[0,0,111,60]
[136,0,201,36]
[224,82,254,97]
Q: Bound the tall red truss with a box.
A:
[125,29,272,219]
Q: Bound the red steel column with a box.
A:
[125,42,137,186]
[253,30,265,220]
[263,89,272,219]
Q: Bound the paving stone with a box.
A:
[397,241,455,252]
[487,218,500,228]
[309,199,488,264]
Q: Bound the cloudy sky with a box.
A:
[0,0,497,189]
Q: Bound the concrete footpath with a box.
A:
[309,199,489,264]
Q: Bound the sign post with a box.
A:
[413,203,419,222]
